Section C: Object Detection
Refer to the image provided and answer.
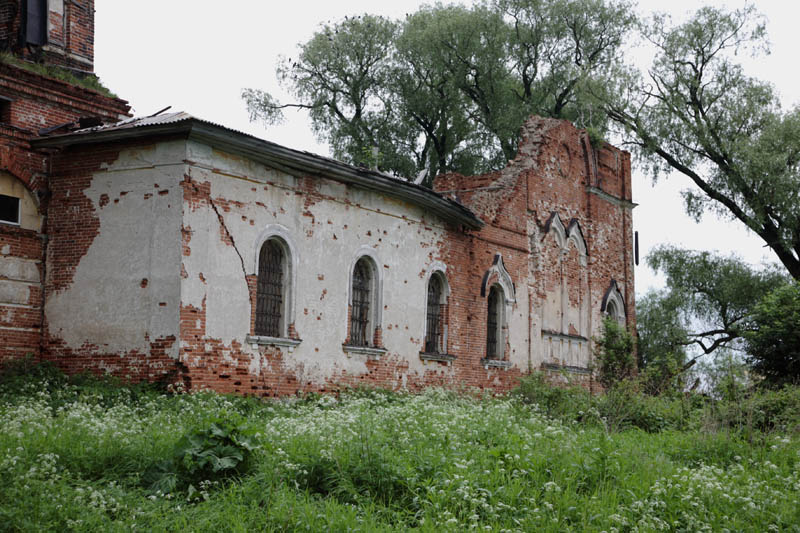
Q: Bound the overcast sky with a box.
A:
[94,1,800,297]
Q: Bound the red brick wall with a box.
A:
[435,116,635,381]
[0,2,21,53]
[0,33,129,368]
[0,62,130,136]
[2,0,95,72]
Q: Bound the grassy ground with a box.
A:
[1,367,798,532]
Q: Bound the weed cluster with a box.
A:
[1,367,798,531]
[0,52,117,97]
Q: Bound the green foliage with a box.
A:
[644,246,787,361]
[606,5,800,279]
[512,371,594,421]
[2,367,800,531]
[244,0,637,179]
[636,289,688,393]
[743,282,800,386]
[143,417,257,497]
[513,373,692,433]
[594,317,636,389]
[0,52,117,97]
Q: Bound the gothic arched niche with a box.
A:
[601,280,626,325]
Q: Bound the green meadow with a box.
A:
[1,365,798,532]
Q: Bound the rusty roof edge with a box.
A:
[32,118,484,230]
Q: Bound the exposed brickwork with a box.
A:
[42,335,184,384]
[0,2,130,367]
[0,5,634,396]
[1,0,96,72]
[0,221,43,364]
[0,62,129,136]
[44,144,118,293]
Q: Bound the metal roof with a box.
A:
[33,112,484,229]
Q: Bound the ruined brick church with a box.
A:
[0,1,635,394]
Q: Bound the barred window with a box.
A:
[486,286,500,358]
[350,258,372,346]
[255,240,284,337]
[425,276,442,353]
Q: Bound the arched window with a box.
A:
[255,239,285,337]
[601,279,626,326]
[425,276,443,353]
[605,300,618,321]
[486,285,503,359]
[350,258,373,347]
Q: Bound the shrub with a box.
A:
[142,417,258,498]
[596,381,681,433]
[743,282,800,387]
[711,385,800,434]
[595,317,636,389]
[512,372,594,423]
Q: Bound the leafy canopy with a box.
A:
[605,5,800,279]
[646,245,788,358]
[743,282,800,387]
[244,0,636,181]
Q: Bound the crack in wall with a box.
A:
[208,196,248,280]
[186,178,248,281]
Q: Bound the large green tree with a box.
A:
[241,15,418,175]
[605,6,800,279]
[243,0,636,179]
[635,289,688,392]
[640,246,788,375]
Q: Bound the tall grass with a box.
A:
[1,367,798,531]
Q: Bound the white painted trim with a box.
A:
[567,222,587,263]
[343,344,387,359]
[246,335,301,352]
[485,283,508,361]
[482,254,516,304]
[481,358,512,370]
[548,213,567,249]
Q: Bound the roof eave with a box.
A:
[32,119,484,230]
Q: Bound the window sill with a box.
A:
[342,344,387,359]
[246,335,302,352]
[420,352,456,365]
[541,362,592,375]
[481,358,512,370]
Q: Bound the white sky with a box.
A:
[94,1,800,298]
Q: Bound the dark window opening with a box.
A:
[0,97,11,124]
[255,240,284,337]
[486,286,500,358]
[350,259,372,347]
[25,0,47,46]
[425,276,442,353]
[0,194,20,225]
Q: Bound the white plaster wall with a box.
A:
[182,141,465,385]
[45,142,184,356]
[505,282,529,370]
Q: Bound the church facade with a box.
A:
[0,1,635,394]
